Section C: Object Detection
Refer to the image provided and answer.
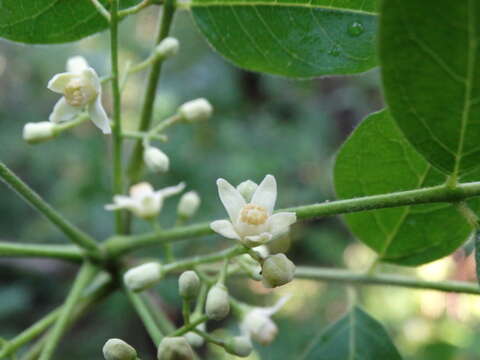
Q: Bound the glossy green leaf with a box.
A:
[380,0,480,177]
[301,306,402,360]
[190,0,378,78]
[0,0,138,44]
[334,110,474,265]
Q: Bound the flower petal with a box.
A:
[251,175,277,214]
[217,178,246,222]
[105,196,135,211]
[130,182,155,198]
[210,220,240,240]
[49,97,82,123]
[81,67,101,92]
[67,56,89,73]
[88,97,111,134]
[47,73,76,93]
[261,295,291,317]
[243,233,272,247]
[156,182,186,198]
[268,212,296,236]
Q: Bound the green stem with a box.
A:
[118,0,154,18]
[192,329,226,347]
[54,113,89,133]
[0,163,101,258]
[106,180,480,257]
[0,242,83,262]
[170,315,208,337]
[110,0,124,234]
[38,262,98,360]
[126,0,176,184]
[142,293,175,334]
[125,290,164,345]
[122,131,167,142]
[182,299,191,325]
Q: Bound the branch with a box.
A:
[105,181,480,257]
[0,163,101,258]
[0,242,83,262]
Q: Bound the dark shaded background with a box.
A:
[1,6,478,360]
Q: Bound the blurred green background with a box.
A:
[1,6,479,360]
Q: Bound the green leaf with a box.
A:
[190,0,379,78]
[301,306,402,360]
[379,0,480,177]
[0,0,138,44]
[334,110,474,265]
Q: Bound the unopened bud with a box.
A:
[102,338,137,360]
[178,98,213,123]
[225,336,253,358]
[184,322,205,347]
[177,191,200,219]
[124,262,162,292]
[154,37,180,59]
[23,122,56,144]
[144,146,169,173]
[178,270,200,300]
[205,283,230,320]
[157,337,194,360]
[242,310,278,345]
[236,180,258,202]
[261,254,295,288]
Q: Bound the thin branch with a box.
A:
[0,163,101,258]
[89,0,111,21]
[0,242,83,262]
[118,0,155,18]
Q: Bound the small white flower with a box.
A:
[47,56,111,134]
[210,175,296,247]
[105,182,185,219]
[240,296,290,346]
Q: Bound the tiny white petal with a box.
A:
[88,97,111,134]
[105,196,135,211]
[217,178,246,223]
[80,67,101,92]
[156,182,186,198]
[67,56,89,73]
[262,295,291,317]
[47,73,76,93]
[243,233,272,247]
[49,97,81,123]
[130,182,155,198]
[251,174,277,214]
[268,212,296,236]
[210,220,240,240]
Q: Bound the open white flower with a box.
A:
[210,175,296,247]
[240,296,290,345]
[47,56,110,134]
[105,182,185,219]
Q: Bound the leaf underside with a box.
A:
[191,0,379,78]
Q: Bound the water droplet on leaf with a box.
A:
[348,22,364,37]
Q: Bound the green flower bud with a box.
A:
[102,338,137,360]
[236,180,258,202]
[177,191,201,219]
[205,283,230,320]
[157,337,194,360]
[225,336,253,358]
[178,270,200,300]
[124,262,162,292]
[261,254,295,288]
[178,98,213,123]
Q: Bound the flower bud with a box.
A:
[157,337,194,360]
[102,338,137,360]
[261,254,295,288]
[177,191,200,219]
[184,322,205,347]
[23,122,56,144]
[242,310,278,345]
[205,283,230,320]
[154,37,180,59]
[236,180,258,202]
[144,146,170,173]
[124,262,162,292]
[178,270,200,300]
[178,98,213,123]
[225,336,253,358]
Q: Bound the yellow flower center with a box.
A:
[64,78,97,107]
[240,204,268,225]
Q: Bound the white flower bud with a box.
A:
[236,180,258,202]
[184,322,205,347]
[242,310,278,346]
[23,122,56,144]
[144,146,170,173]
[178,270,200,300]
[177,191,200,219]
[102,338,137,360]
[178,98,213,123]
[261,254,295,288]
[154,37,180,59]
[205,283,230,320]
[225,336,253,357]
[157,337,194,360]
[124,262,162,292]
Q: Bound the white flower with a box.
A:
[47,56,111,134]
[210,175,296,247]
[105,182,185,219]
[240,296,290,346]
